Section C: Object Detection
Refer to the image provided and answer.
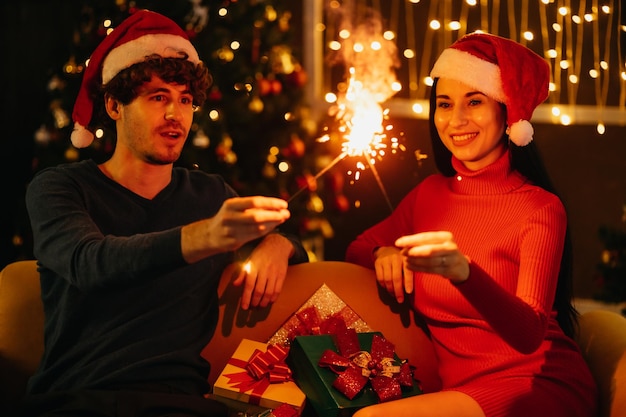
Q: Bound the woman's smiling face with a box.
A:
[434,78,507,171]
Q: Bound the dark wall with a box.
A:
[1,1,82,268]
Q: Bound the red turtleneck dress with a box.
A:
[345,152,597,417]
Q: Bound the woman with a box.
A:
[345,33,597,417]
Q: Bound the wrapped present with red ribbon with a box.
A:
[213,339,306,414]
[318,326,414,402]
[268,284,372,347]
[287,329,422,417]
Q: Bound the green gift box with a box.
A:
[287,332,422,417]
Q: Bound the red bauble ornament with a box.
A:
[288,135,306,158]
[270,79,283,95]
[286,68,308,88]
[258,78,272,96]
[208,88,223,101]
[326,170,345,193]
[295,174,317,192]
[333,194,350,212]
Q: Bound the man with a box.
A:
[22,10,308,416]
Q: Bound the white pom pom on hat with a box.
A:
[71,9,200,148]
[430,32,550,146]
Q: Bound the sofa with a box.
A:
[1,259,625,416]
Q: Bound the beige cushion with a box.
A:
[0,260,44,411]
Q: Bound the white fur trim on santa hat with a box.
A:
[102,33,200,84]
[430,48,507,104]
[507,119,534,146]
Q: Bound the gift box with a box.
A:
[213,339,306,415]
[288,332,422,417]
[268,284,373,347]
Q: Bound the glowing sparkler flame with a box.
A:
[338,68,388,160]
[288,2,401,213]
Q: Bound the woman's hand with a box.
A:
[373,246,414,303]
[395,231,470,284]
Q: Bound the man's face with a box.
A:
[114,76,195,165]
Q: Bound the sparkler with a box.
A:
[288,3,401,213]
[287,67,398,213]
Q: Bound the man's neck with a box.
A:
[99,156,173,200]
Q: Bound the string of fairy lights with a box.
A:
[304,0,626,134]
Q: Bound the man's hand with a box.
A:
[181,196,290,264]
[231,233,295,310]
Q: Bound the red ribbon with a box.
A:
[223,344,292,405]
[318,323,414,403]
[285,305,360,342]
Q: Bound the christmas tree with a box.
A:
[32,0,344,260]
[594,204,626,303]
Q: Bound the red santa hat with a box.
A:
[430,32,550,146]
[71,9,200,148]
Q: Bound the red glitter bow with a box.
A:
[285,305,363,342]
[223,344,292,405]
[318,324,414,402]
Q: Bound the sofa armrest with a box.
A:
[576,310,626,417]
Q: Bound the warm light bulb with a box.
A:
[412,103,424,114]
[429,20,441,30]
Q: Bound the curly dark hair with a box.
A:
[89,55,212,133]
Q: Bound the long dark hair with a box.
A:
[428,78,578,338]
